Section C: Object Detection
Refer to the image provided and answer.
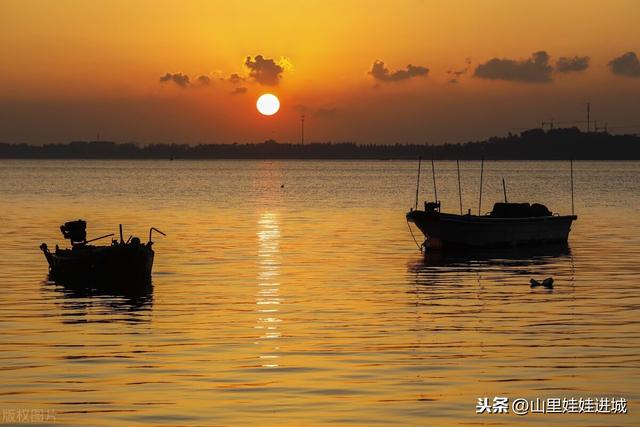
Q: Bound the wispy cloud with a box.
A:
[447,58,471,84]
[196,75,212,85]
[225,73,246,84]
[555,56,590,73]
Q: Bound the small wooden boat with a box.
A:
[41,220,165,284]
[407,158,577,250]
[407,201,576,249]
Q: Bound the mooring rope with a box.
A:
[406,220,423,252]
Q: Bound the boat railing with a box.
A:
[148,227,167,245]
[86,233,115,244]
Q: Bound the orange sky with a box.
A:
[1,0,639,144]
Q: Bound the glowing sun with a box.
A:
[256,94,280,116]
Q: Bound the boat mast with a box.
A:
[478,157,484,215]
[414,156,422,210]
[502,177,508,203]
[456,160,463,215]
[570,159,575,216]
[431,156,438,207]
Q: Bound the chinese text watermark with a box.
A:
[476,397,627,416]
[2,408,56,424]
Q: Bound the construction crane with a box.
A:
[541,119,555,130]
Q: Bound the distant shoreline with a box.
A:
[2,127,639,160]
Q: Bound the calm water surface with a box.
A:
[0,160,638,426]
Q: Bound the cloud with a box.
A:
[159,72,191,88]
[159,55,289,89]
[226,73,245,84]
[159,72,213,88]
[447,69,466,84]
[474,51,552,82]
[196,75,212,85]
[447,58,471,84]
[608,52,640,77]
[556,56,590,73]
[231,86,247,95]
[244,55,286,85]
[369,60,429,82]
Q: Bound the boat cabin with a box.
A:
[489,203,552,218]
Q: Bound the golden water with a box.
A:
[0,160,638,426]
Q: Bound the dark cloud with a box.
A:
[608,52,640,77]
[244,55,285,85]
[474,51,552,82]
[231,86,247,95]
[159,72,191,88]
[369,60,429,82]
[556,56,590,73]
[196,75,212,85]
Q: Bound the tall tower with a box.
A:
[586,102,591,132]
[300,114,305,145]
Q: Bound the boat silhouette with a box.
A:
[407,201,576,249]
[407,158,577,250]
[40,220,165,285]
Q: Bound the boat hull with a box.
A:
[407,210,577,248]
[42,243,154,285]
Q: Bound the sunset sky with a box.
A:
[1,0,639,144]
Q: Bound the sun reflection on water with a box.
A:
[255,212,282,367]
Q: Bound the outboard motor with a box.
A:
[60,220,87,247]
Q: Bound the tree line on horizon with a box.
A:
[0,127,638,160]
